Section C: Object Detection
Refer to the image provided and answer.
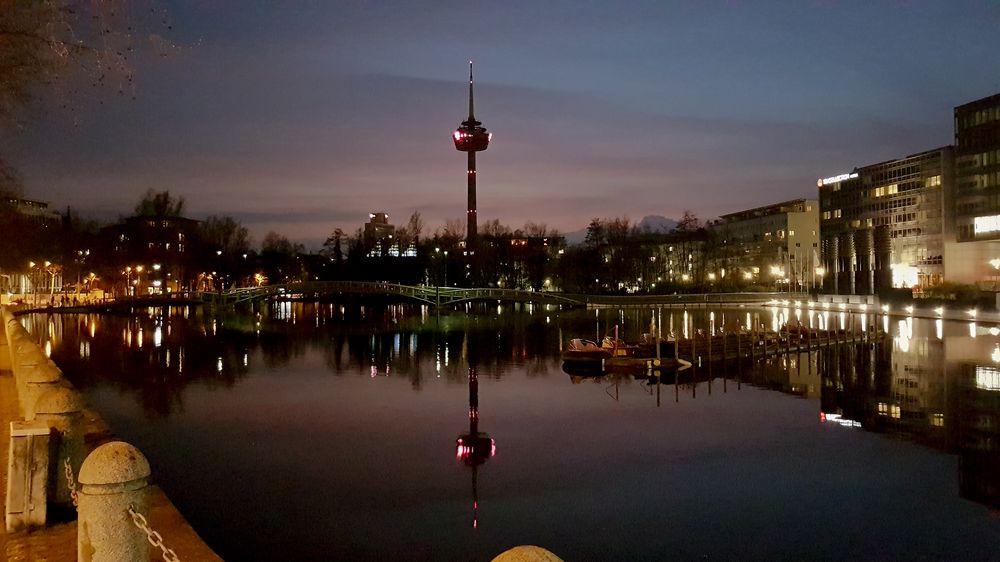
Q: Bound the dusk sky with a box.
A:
[4,1,1000,248]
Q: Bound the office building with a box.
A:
[818,147,953,294]
[945,93,1000,283]
[711,199,820,290]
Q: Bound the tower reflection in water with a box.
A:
[456,360,496,529]
[20,303,1000,514]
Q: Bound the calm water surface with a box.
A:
[22,303,1000,561]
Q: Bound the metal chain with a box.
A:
[63,458,79,508]
[127,504,182,562]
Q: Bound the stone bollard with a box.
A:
[31,386,85,510]
[22,363,68,420]
[10,341,46,414]
[491,545,565,562]
[0,314,9,371]
[77,442,151,562]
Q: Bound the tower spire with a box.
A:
[468,60,475,121]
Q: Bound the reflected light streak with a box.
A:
[820,412,862,428]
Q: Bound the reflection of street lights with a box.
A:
[990,259,1000,290]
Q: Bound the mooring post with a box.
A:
[31,387,85,510]
[77,441,151,562]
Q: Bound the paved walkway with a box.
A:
[1,367,222,560]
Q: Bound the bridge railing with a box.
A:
[210,282,803,309]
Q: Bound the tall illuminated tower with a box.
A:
[453,61,491,249]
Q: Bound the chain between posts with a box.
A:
[128,504,181,562]
[63,457,79,508]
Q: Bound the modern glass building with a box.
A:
[945,93,1000,284]
[954,92,1000,241]
[818,147,954,294]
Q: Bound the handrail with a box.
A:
[204,282,809,309]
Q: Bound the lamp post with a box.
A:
[123,266,133,298]
[770,265,784,293]
[27,261,37,305]
[815,267,826,292]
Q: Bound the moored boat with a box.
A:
[562,338,612,365]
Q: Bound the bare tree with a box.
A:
[322,228,346,264]
[134,189,185,217]
[0,1,174,124]
[481,219,510,237]
[523,221,549,238]
[675,210,702,233]
[0,157,23,197]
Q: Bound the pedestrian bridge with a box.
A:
[205,281,588,307]
[202,281,795,309]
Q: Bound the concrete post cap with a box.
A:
[33,386,84,415]
[491,546,565,562]
[25,363,63,383]
[79,442,151,486]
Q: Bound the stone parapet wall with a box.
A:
[1,305,221,561]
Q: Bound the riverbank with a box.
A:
[1,310,222,561]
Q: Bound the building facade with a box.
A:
[818,147,954,295]
[711,199,820,290]
[103,215,200,294]
[945,93,1000,284]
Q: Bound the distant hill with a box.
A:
[563,215,678,246]
[637,215,678,233]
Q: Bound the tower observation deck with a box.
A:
[453,62,491,248]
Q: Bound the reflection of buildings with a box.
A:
[456,367,496,529]
[957,362,1000,508]
[820,328,1000,509]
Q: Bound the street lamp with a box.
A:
[27,261,37,305]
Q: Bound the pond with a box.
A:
[21,302,1000,561]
